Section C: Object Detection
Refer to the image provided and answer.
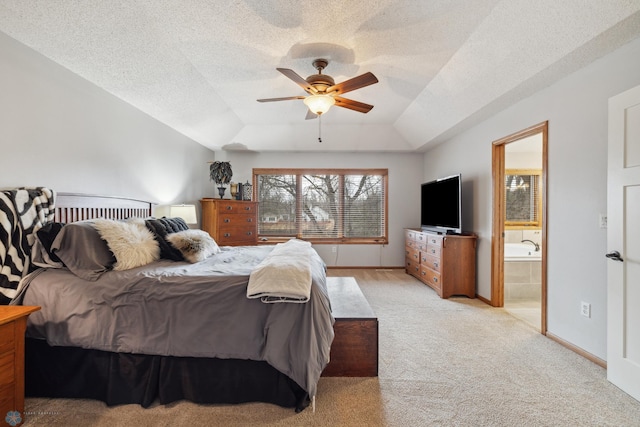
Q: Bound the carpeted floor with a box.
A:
[21,269,640,426]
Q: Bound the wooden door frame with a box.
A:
[491,121,548,334]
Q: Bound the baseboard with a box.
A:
[545,332,607,369]
[476,294,492,305]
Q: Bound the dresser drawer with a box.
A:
[421,253,441,272]
[216,226,256,245]
[218,213,255,228]
[0,322,15,354]
[425,243,441,258]
[421,266,442,292]
[405,247,419,263]
[426,234,443,246]
[406,258,420,277]
[218,202,257,214]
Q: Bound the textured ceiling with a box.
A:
[1,1,639,152]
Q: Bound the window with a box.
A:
[254,168,388,244]
[505,169,541,228]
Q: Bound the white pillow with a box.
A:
[166,229,221,263]
[93,219,160,270]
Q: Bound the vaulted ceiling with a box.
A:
[1,1,639,152]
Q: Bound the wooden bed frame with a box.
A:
[26,192,310,411]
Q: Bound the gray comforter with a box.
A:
[20,245,334,398]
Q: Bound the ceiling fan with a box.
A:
[257,58,378,119]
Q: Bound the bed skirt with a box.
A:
[25,338,310,411]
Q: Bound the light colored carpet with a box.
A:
[22,269,640,426]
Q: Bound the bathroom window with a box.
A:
[505,169,541,228]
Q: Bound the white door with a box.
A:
[607,84,640,401]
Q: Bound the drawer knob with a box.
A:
[246,231,253,236]
[247,218,252,222]
[226,206,232,210]
[224,233,231,237]
[431,249,435,254]
[434,262,439,268]
[245,206,251,211]
[433,277,438,283]
[224,218,230,223]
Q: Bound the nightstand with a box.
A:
[0,306,40,426]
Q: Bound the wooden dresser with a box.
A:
[1,306,40,426]
[405,228,476,298]
[200,199,258,246]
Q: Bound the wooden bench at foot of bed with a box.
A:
[322,277,378,377]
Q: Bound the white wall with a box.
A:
[218,150,423,267]
[0,31,216,215]
[424,36,640,360]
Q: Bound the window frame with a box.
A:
[504,168,542,229]
[253,168,389,244]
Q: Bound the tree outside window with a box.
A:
[254,169,388,244]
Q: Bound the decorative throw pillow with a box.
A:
[166,229,220,263]
[51,220,116,280]
[145,217,189,261]
[93,219,160,271]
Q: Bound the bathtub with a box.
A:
[504,243,542,261]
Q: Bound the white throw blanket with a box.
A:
[247,239,312,303]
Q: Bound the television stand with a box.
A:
[405,228,477,298]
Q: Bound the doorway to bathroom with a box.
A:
[491,122,548,334]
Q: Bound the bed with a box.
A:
[12,192,334,412]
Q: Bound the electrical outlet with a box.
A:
[599,214,607,229]
[331,246,337,253]
[581,302,591,318]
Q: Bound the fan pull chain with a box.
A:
[318,114,322,143]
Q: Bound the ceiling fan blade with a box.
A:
[277,68,317,94]
[305,109,318,120]
[334,96,374,113]
[257,96,306,102]
[327,72,378,95]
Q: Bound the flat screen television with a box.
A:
[420,174,462,234]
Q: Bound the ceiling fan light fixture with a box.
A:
[303,94,335,115]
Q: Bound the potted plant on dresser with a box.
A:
[209,161,233,199]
